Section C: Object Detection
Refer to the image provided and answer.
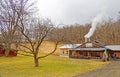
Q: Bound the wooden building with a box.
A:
[60,44,81,57]
[69,41,106,59]
[106,45,120,59]
[0,45,17,57]
[62,41,120,59]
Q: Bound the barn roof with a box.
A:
[60,41,120,51]
[70,48,106,51]
[60,44,81,49]
[105,45,120,51]
[79,40,106,48]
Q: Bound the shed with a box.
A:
[0,45,17,57]
[105,45,120,58]
[60,44,81,57]
[0,45,5,56]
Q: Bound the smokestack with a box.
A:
[85,37,90,42]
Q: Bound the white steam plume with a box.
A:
[84,11,109,38]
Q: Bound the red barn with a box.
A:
[0,45,5,56]
[0,45,17,57]
[8,50,18,57]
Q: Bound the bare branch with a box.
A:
[37,41,60,59]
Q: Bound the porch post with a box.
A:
[87,51,90,59]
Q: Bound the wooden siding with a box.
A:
[110,51,120,59]
[0,49,17,57]
[69,50,120,59]
[69,50,104,59]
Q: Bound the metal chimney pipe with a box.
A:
[85,37,87,42]
[88,38,90,42]
[85,37,90,42]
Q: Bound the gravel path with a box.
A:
[76,60,120,77]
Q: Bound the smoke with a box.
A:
[84,10,109,38]
[84,0,120,38]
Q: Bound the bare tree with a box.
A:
[54,21,120,45]
[0,0,35,56]
[57,24,90,44]
[18,18,64,67]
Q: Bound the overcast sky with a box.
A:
[37,0,120,25]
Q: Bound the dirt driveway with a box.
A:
[76,60,120,77]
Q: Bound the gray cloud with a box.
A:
[37,0,120,25]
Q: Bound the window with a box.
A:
[91,52,100,57]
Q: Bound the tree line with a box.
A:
[52,20,120,45]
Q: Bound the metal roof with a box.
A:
[105,45,120,51]
[70,48,106,51]
[60,44,81,49]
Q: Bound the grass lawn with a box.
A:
[0,55,109,77]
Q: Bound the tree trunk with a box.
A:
[34,55,39,67]
[5,49,10,57]
[5,44,11,57]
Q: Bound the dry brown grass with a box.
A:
[11,41,64,55]
[40,41,63,55]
